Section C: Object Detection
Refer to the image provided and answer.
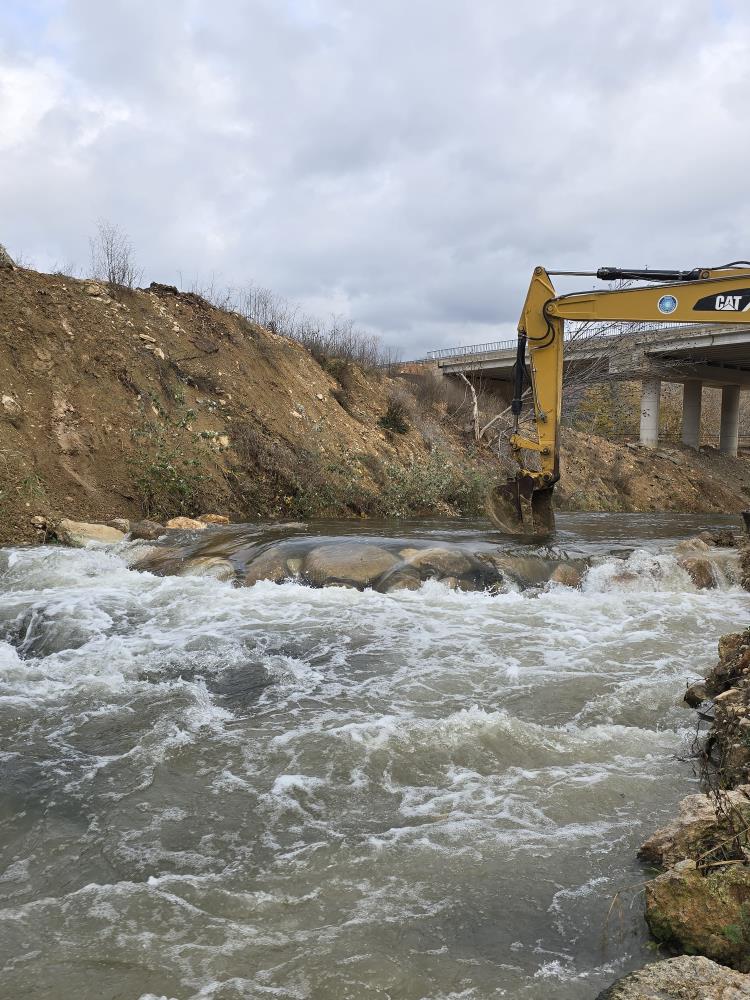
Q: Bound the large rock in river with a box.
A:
[596,955,750,999]
[679,555,717,589]
[55,519,126,546]
[244,545,294,586]
[400,546,475,577]
[303,543,398,588]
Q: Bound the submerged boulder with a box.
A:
[400,546,475,578]
[549,563,583,588]
[376,567,423,593]
[244,546,293,586]
[177,556,235,581]
[303,543,398,588]
[596,954,750,999]
[487,554,583,589]
[645,861,750,971]
[55,519,126,547]
[130,545,181,574]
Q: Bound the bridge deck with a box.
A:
[429,324,750,388]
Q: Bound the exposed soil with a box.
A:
[2,264,750,546]
[557,430,750,514]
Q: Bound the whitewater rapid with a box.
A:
[0,516,747,999]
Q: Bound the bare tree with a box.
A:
[458,373,480,440]
[89,219,141,290]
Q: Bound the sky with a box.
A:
[1,0,750,358]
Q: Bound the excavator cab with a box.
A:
[487,263,750,536]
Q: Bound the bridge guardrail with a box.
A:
[424,322,730,364]
[425,340,516,360]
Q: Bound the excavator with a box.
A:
[487,263,750,535]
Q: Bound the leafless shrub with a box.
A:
[52,259,81,279]
[406,370,470,417]
[89,219,142,290]
[379,387,415,434]
[9,248,34,269]
[185,276,400,371]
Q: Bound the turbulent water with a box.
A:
[0,513,747,1000]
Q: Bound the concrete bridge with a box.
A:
[426,323,750,456]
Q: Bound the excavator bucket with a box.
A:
[486,474,555,536]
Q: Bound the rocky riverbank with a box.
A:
[598,554,750,998]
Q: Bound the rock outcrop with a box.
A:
[639,787,750,869]
[639,625,750,975]
[596,955,750,999]
[702,629,750,788]
[645,862,750,971]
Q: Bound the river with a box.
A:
[0,513,747,999]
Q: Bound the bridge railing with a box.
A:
[425,339,516,360]
[425,321,722,364]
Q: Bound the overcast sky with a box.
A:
[2,0,749,357]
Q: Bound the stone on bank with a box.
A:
[645,862,750,972]
[54,518,126,546]
[596,954,750,999]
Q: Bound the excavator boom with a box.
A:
[487,264,750,536]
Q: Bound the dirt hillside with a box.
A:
[1,264,750,545]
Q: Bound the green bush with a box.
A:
[129,419,208,518]
[379,450,491,518]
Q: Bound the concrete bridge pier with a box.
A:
[720,385,741,457]
[681,381,702,449]
[640,378,661,448]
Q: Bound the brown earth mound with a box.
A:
[2,265,750,545]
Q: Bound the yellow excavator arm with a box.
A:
[487,263,750,535]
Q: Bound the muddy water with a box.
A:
[0,514,747,999]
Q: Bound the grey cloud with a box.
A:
[1,0,750,358]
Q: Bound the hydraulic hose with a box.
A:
[511,333,527,417]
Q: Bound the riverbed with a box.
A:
[0,513,747,999]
